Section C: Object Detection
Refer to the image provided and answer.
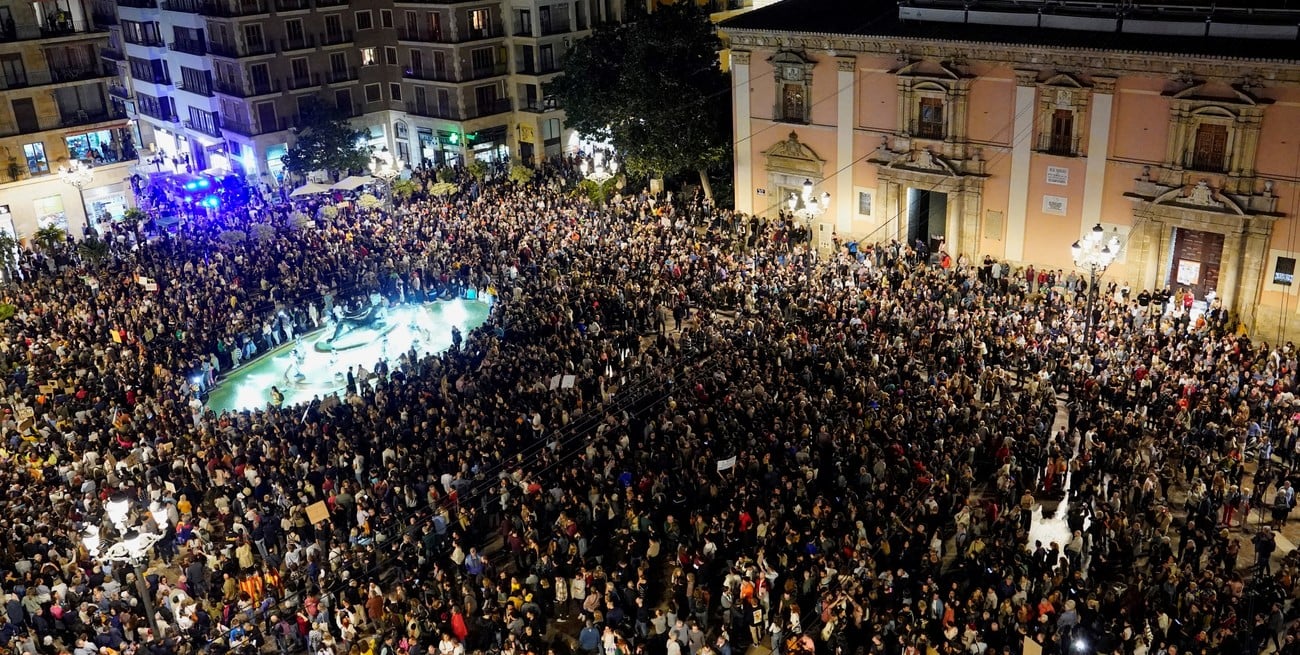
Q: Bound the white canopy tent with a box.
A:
[289,182,333,197]
[332,175,376,191]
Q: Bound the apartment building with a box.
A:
[722,0,1300,340]
[0,0,135,237]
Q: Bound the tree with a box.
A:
[509,164,535,186]
[281,106,371,180]
[34,225,65,252]
[0,232,16,282]
[548,3,730,200]
[77,236,109,267]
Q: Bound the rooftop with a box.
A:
[719,0,1300,60]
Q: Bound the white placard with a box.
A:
[716,456,737,472]
[1046,166,1069,186]
[1176,260,1201,286]
[1042,195,1068,216]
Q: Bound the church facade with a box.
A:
[721,0,1300,341]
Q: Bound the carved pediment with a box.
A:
[892,59,963,80]
[763,132,825,178]
[1153,181,1246,215]
[1041,73,1087,89]
[885,148,958,176]
[1169,82,1267,106]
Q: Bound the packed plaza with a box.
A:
[0,158,1297,655]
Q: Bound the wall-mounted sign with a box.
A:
[1042,195,1068,216]
[1176,259,1201,286]
[756,188,767,196]
[1046,166,1069,186]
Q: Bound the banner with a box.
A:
[716,456,737,472]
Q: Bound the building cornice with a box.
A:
[724,29,1300,84]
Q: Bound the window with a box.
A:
[22,143,48,174]
[290,57,310,84]
[779,84,805,123]
[380,9,392,28]
[364,83,381,103]
[355,10,373,30]
[389,83,402,101]
[330,52,347,74]
[180,66,212,95]
[360,47,377,66]
[324,14,343,38]
[772,54,811,124]
[1049,109,1074,155]
[469,8,488,31]
[334,89,351,113]
[295,94,316,117]
[1276,257,1296,286]
[384,46,397,66]
[243,24,264,49]
[1192,123,1228,173]
[917,97,944,139]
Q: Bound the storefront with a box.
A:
[468,126,509,164]
[82,183,130,229]
[265,144,288,181]
[34,195,67,231]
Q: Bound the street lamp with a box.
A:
[787,178,830,251]
[59,159,95,229]
[83,491,167,640]
[579,150,618,184]
[370,149,404,214]
[1071,222,1122,340]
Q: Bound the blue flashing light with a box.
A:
[200,195,220,209]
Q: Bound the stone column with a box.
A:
[1219,230,1243,315]
[1080,76,1115,235]
[1239,231,1269,331]
[836,56,855,235]
[960,187,981,257]
[732,50,753,215]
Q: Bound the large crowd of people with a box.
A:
[0,159,1298,655]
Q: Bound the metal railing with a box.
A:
[320,29,353,45]
[908,119,945,141]
[279,34,316,51]
[397,26,447,42]
[168,39,207,55]
[324,67,357,84]
[208,39,276,57]
[108,83,132,98]
[0,23,108,41]
[1037,134,1080,157]
[275,0,310,10]
[0,66,116,91]
[286,72,319,90]
[101,46,125,60]
[161,0,204,11]
[214,77,281,96]
[463,62,508,81]
[117,0,159,8]
[467,97,511,119]
[183,118,222,138]
[404,101,457,120]
[404,67,456,83]
[198,0,271,17]
[221,114,291,136]
[137,104,176,122]
[175,82,214,97]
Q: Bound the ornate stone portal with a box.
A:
[763,132,827,213]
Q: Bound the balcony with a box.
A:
[0,22,108,42]
[161,0,204,11]
[184,119,222,138]
[138,104,176,122]
[323,67,357,84]
[101,46,125,60]
[123,36,165,48]
[463,62,507,81]
[169,39,208,56]
[199,0,271,17]
[404,68,455,83]
[320,29,353,46]
[404,101,456,120]
[275,0,310,9]
[1037,134,1080,158]
[0,65,116,91]
[314,0,347,7]
[279,35,316,52]
[286,73,319,90]
[108,83,132,99]
[214,77,281,97]
[460,25,504,43]
[221,114,292,137]
[62,107,128,128]
[467,98,510,119]
[176,82,215,97]
[91,10,119,25]
[129,71,172,86]
[117,0,159,7]
[515,62,561,76]
[208,39,276,58]
[519,98,558,113]
[540,21,573,36]
[907,120,944,141]
[397,26,448,43]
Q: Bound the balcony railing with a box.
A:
[161,0,204,11]
[515,62,561,76]
[519,98,558,113]
[138,104,176,122]
[397,26,447,43]
[461,26,504,42]
[214,77,281,97]
[221,114,292,137]
[404,67,455,83]
[908,120,944,141]
[168,39,207,55]
[208,39,276,57]
[117,0,159,8]
[463,62,508,81]
[123,36,165,47]
[540,21,572,36]
[314,0,347,7]
[91,11,119,25]
[0,22,108,42]
[324,67,357,84]
[184,119,222,138]
[468,97,511,119]
[101,46,125,60]
[1037,134,1080,157]
[176,82,214,97]
[320,29,353,45]
[62,107,127,127]
[279,35,316,51]
[404,101,457,120]
[199,0,271,17]
[286,73,319,90]
[108,83,132,99]
[275,0,310,9]
[129,71,172,86]
[0,65,116,91]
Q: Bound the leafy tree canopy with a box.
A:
[282,106,372,179]
[548,3,730,197]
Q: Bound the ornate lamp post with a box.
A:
[1071,222,1122,339]
[370,149,404,214]
[59,159,95,229]
[82,491,168,639]
[787,178,829,251]
[579,150,618,184]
